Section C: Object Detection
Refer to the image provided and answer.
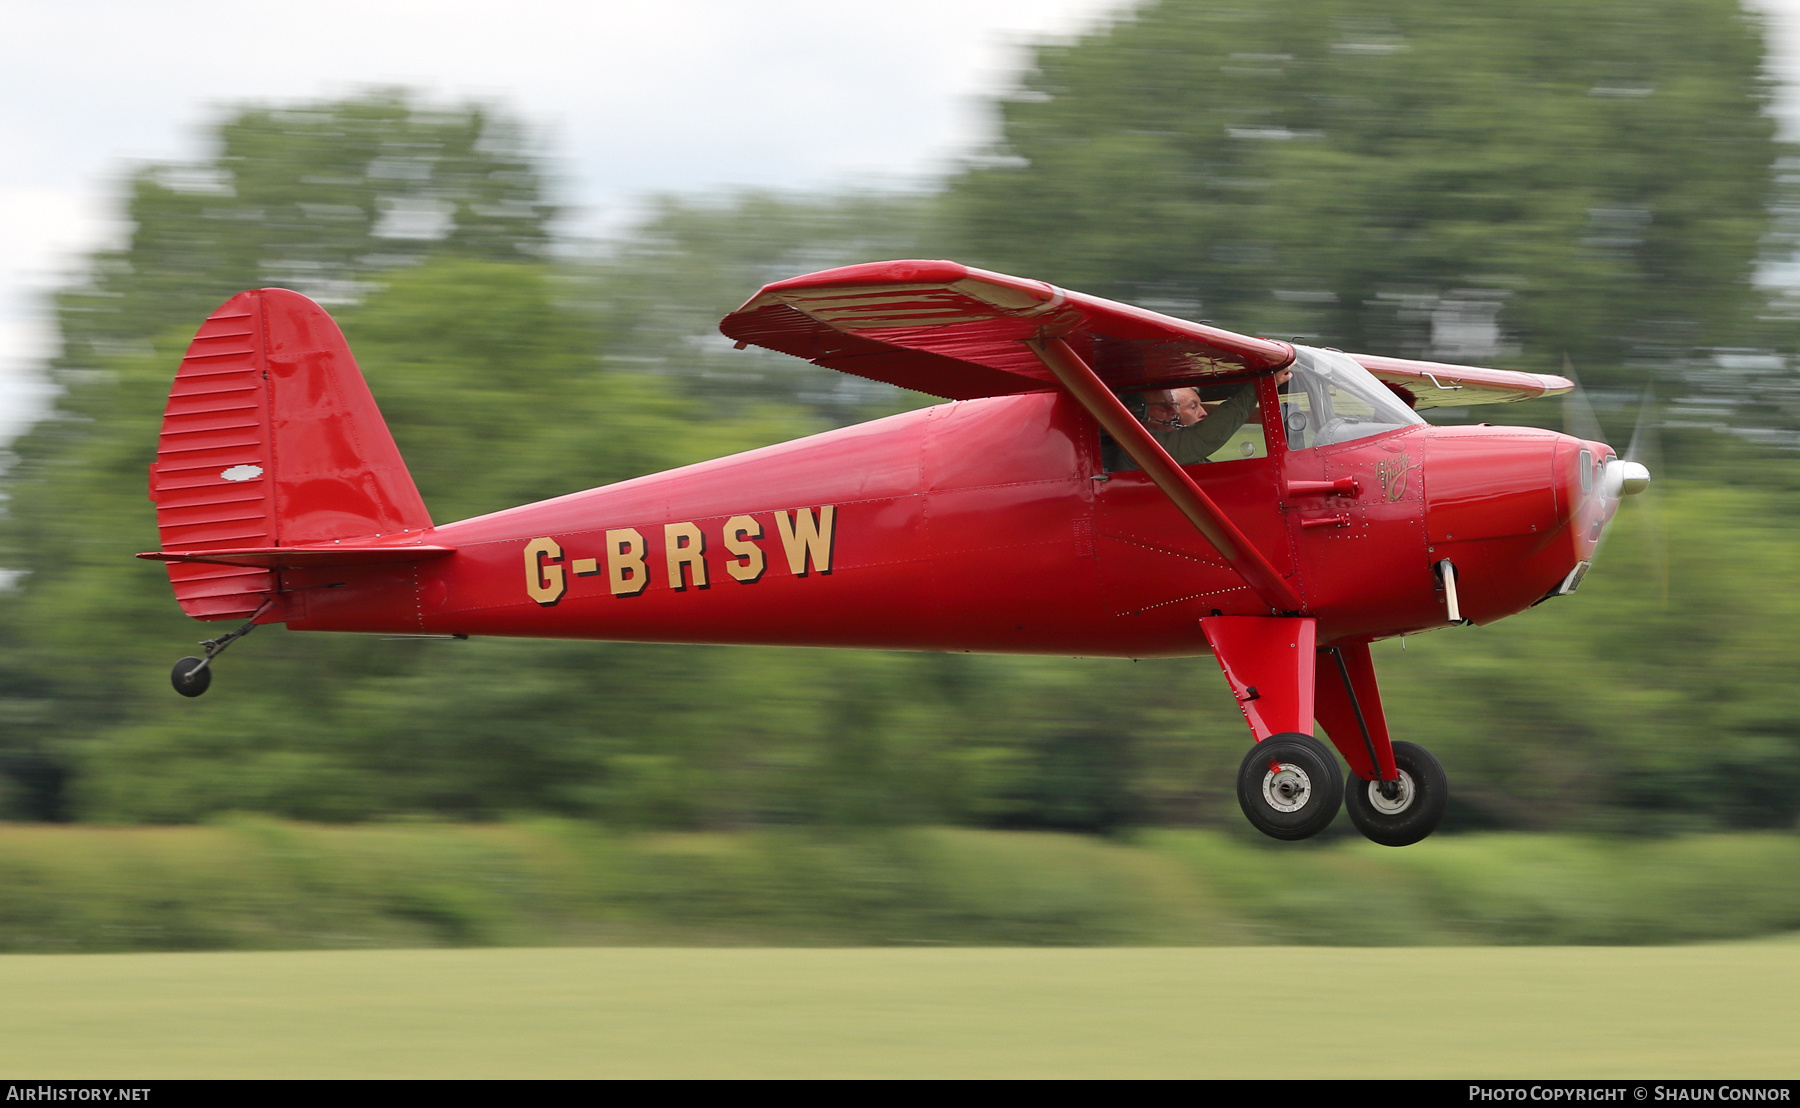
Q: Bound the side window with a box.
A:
[1100,382,1268,472]
[1200,383,1268,462]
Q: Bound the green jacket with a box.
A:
[1143,383,1260,466]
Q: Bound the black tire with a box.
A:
[1236,733,1343,841]
[1344,741,1448,847]
[171,657,211,698]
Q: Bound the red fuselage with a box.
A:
[281,377,1606,656]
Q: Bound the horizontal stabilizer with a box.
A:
[138,545,454,570]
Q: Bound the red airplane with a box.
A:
[141,259,1648,846]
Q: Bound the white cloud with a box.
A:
[0,316,58,445]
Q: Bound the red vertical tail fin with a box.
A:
[147,289,431,620]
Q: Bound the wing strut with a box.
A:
[1026,336,1306,615]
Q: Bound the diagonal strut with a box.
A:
[1025,335,1305,614]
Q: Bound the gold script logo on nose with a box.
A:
[1377,453,1414,502]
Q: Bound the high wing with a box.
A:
[723,260,1310,611]
[719,259,1295,399]
[721,259,1572,407]
[1351,354,1572,410]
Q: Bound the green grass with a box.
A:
[2,943,1797,1077]
[5,821,1800,950]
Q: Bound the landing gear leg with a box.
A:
[1201,616,1344,840]
[1315,642,1448,846]
[170,598,273,697]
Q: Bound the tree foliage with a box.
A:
[588,190,939,426]
[3,2,1798,840]
[943,0,1776,387]
[62,91,551,348]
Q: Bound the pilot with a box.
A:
[1174,387,1204,426]
[1135,369,1288,465]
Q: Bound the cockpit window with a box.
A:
[1280,346,1423,449]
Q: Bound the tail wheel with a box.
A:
[1344,740,1448,847]
[170,657,211,698]
[1236,733,1343,841]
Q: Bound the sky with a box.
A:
[0,0,1125,442]
[4,0,1800,445]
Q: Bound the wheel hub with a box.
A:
[1367,770,1416,815]
[1261,762,1314,813]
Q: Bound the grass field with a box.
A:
[3,942,1798,1078]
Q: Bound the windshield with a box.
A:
[1280,346,1424,448]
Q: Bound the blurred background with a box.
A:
[4,0,1800,950]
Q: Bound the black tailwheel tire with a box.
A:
[171,657,211,698]
[1236,733,1344,841]
[1344,740,1449,847]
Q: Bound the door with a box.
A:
[1092,377,1295,631]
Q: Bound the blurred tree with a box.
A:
[4,71,1798,836]
[0,91,775,821]
[0,91,538,818]
[0,255,737,822]
[60,89,552,347]
[943,0,1777,390]
[589,190,939,427]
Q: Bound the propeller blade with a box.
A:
[1590,386,1666,606]
[1599,384,1652,497]
[1625,385,1658,466]
[1625,387,1667,605]
[1562,356,1604,444]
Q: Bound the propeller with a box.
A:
[1561,359,1664,603]
[1617,386,1667,604]
[1603,387,1655,498]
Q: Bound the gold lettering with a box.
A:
[664,521,707,590]
[1378,453,1415,502]
[606,527,648,596]
[724,515,765,583]
[773,505,836,576]
[523,537,565,606]
[572,558,599,576]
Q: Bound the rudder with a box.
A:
[148,289,431,620]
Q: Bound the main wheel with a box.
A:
[1236,733,1343,841]
[1344,741,1448,847]
[171,657,211,698]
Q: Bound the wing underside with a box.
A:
[720,260,1296,399]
